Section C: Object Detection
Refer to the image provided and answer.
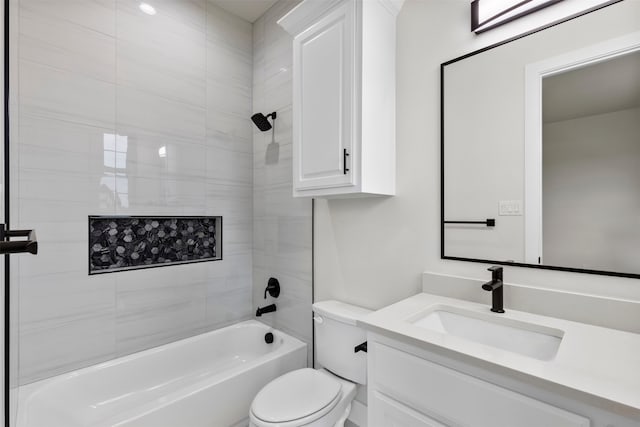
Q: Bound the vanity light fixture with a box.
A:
[139,2,157,15]
[471,0,563,33]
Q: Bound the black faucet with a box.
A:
[256,304,277,317]
[482,266,504,313]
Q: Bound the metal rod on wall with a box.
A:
[4,0,11,423]
[444,218,496,227]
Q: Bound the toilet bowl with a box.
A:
[249,369,356,427]
[249,301,371,427]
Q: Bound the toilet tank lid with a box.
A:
[312,300,372,325]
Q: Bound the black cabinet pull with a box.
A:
[343,148,350,174]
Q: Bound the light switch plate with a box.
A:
[499,200,522,216]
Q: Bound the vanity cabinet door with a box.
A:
[370,391,449,427]
[369,342,591,427]
[291,1,356,194]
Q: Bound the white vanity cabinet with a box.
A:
[370,391,449,427]
[367,334,639,427]
[277,0,402,198]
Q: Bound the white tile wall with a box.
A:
[252,0,313,367]
[13,0,254,384]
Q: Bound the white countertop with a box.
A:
[357,292,640,418]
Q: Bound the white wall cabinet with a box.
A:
[367,334,639,427]
[278,0,402,198]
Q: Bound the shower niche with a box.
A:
[88,216,222,274]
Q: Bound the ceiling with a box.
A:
[209,0,279,22]
[543,50,640,123]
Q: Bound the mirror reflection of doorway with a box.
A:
[541,50,640,271]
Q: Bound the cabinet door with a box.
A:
[292,1,356,192]
[370,391,449,427]
[371,343,591,427]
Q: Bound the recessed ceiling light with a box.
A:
[139,2,156,15]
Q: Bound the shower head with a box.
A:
[251,111,277,132]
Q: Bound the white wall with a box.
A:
[252,0,313,367]
[13,0,254,384]
[543,107,640,272]
[315,0,640,310]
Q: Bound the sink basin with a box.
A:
[409,306,563,361]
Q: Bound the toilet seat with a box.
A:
[251,368,342,425]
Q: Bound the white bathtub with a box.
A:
[16,320,307,427]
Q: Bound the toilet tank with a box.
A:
[312,300,372,385]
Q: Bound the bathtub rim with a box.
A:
[15,319,307,427]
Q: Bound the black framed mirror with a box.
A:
[441,0,640,278]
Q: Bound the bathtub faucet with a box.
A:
[256,304,277,317]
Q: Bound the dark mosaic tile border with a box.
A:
[88,216,222,274]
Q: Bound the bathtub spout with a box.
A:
[256,304,277,317]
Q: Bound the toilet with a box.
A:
[249,300,371,427]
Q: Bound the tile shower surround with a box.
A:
[13,0,312,385]
[89,216,222,274]
[14,0,254,384]
[252,0,313,367]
